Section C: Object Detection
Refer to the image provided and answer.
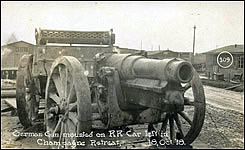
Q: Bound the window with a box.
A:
[16,47,28,53]
[238,55,244,68]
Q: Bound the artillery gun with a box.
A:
[16,28,205,148]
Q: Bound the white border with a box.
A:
[216,51,234,69]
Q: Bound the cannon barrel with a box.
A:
[103,54,193,83]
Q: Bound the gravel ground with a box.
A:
[192,104,244,149]
[1,101,244,149]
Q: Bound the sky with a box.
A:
[1,1,244,53]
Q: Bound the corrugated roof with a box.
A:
[203,44,244,54]
[147,50,177,55]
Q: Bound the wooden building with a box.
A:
[147,50,179,59]
[113,46,142,54]
[147,50,196,62]
[204,44,244,81]
[178,52,192,62]
[1,41,35,79]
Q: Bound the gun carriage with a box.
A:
[16,28,205,148]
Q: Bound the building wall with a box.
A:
[206,53,244,81]
[1,69,17,79]
[178,53,192,62]
[148,51,178,59]
[1,42,34,69]
[193,53,206,64]
[146,50,178,59]
[1,41,34,79]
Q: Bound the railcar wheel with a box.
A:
[45,56,92,149]
[158,69,205,145]
[16,54,40,128]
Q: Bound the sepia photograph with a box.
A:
[1,1,244,149]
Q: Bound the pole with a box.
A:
[192,25,196,64]
[141,40,142,50]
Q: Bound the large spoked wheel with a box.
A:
[45,56,92,149]
[158,70,205,145]
[16,54,40,128]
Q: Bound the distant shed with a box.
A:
[1,41,35,79]
[113,46,142,54]
[147,50,179,59]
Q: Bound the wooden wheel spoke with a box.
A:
[58,121,65,149]
[51,117,62,139]
[178,111,193,125]
[64,122,72,148]
[184,82,191,92]
[59,65,68,98]
[161,114,169,133]
[68,112,78,126]
[69,102,77,112]
[52,74,64,98]
[169,115,175,142]
[67,119,76,134]
[67,84,75,104]
[49,92,62,104]
[66,119,77,147]
[173,113,184,138]
[65,68,68,99]
[28,109,32,121]
[64,122,68,148]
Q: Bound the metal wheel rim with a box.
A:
[16,54,39,128]
[159,69,206,145]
